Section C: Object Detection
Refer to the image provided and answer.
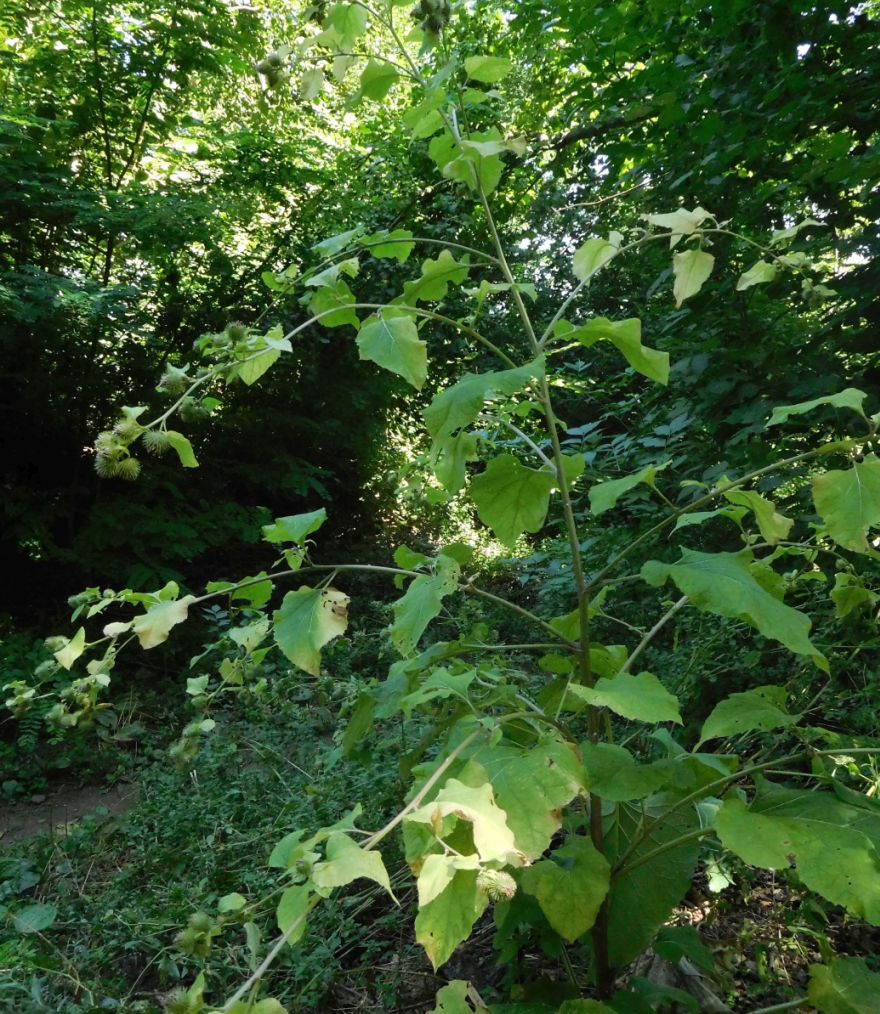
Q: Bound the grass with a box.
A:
[0,671,424,1013]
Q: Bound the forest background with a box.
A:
[1,0,879,1012]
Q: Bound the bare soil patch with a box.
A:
[0,781,139,845]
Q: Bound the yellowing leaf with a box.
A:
[406,778,522,866]
[54,627,86,670]
[416,852,479,908]
[273,586,350,675]
[311,833,395,898]
[572,237,618,281]
[736,259,778,290]
[468,737,585,859]
[646,206,713,248]
[132,596,196,649]
[672,248,714,306]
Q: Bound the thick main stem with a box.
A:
[472,180,612,996]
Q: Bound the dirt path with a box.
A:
[0,782,139,846]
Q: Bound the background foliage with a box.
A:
[1,0,879,1011]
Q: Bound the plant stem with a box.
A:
[620,596,688,674]
[583,441,868,594]
[612,825,711,878]
[748,1001,808,1013]
[193,562,577,649]
[613,746,880,872]
[300,236,503,279]
[538,226,793,348]
[481,414,556,470]
[450,112,611,989]
[364,729,482,849]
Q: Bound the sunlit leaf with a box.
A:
[470,454,555,547]
[672,248,714,306]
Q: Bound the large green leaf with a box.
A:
[464,55,513,82]
[390,553,459,655]
[672,248,714,306]
[606,798,702,965]
[311,833,394,898]
[559,317,668,385]
[809,958,880,1014]
[325,2,368,46]
[275,884,310,945]
[812,455,880,554]
[361,228,415,263]
[359,58,398,100]
[697,686,800,746]
[401,249,469,304]
[830,572,877,618]
[722,489,792,544]
[432,432,480,492]
[262,509,327,545]
[582,742,672,802]
[470,454,556,547]
[520,836,610,942]
[234,348,280,386]
[424,358,544,443]
[401,667,475,715]
[415,869,489,970]
[273,586,350,675]
[166,431,198,467]
[716,789,880,923]
[308,279,360,328]
[12,903,57,934]
[767,388,867,426]
[569,671,682,724]
[641,549,827,670]
[468,737,586,859]
[356,311,427,390]
[428,980,481,1014]
[589,460,671,515]
[429,129,505,195]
